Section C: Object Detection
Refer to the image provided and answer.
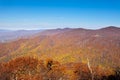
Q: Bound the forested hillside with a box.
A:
[0,26,120,80]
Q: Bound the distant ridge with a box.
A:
[0,26,120,42]
[99,26,120,30]
[0,30,44,43]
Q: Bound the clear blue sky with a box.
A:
[0,0,120,30]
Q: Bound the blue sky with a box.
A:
[0,0,120,30]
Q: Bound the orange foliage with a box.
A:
[0,56,119,80]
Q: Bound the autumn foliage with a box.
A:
[0,56,119,80]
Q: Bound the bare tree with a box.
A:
[87,58,94,80]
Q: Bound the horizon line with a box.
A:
[0,26,120,31]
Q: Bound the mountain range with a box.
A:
[0,29,43,43]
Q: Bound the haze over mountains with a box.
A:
[0,30,44,42]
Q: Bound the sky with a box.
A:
[0,0,120,30]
